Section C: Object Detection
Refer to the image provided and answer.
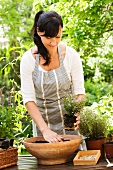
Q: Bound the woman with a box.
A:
[20,10,85,143]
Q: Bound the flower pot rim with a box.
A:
[104,142,113,145]
[85,137,105,141]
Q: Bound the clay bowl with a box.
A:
[23,135,82,165]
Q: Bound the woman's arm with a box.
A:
[70,48,85,129]
[26,101,63,143]
[68,47,85,95]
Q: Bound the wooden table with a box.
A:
[3,155,113,170]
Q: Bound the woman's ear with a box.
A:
[37,32,40,36]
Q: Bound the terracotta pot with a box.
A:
[103,142,113,158]
[85,138,106,158]
[23,135,82,165]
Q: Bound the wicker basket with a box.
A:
[0,147,18,169]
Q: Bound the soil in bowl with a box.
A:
[33,139,70,143]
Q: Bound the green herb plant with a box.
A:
[63,93,86,129]
[63,93,86,117]
[0,106,19,139]
[79,106,108,139]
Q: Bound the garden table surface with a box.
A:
[3,155,113,170]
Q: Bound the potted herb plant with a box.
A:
[0,107,18,136]
[0,105,19,147]
[63,93,85,130]
[93,94,113,158]
[79,106,108,158]
[0,88,19,148]
[104,129,113,158]
[0,90,19,168]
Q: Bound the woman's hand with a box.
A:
[74,94,85,130]
[42,128,63,143]
[74,113,80,130]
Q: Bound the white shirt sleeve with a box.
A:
[63,46,85,95]
[20,49,36,104]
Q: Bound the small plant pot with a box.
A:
[103,142,113,158]
[64,114,76,130]
[0,138,10,149]
[10,139,14,146]
[85,138,106,159]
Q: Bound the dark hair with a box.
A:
[31,10,63,65]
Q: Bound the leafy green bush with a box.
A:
[0,88,32,146]
[85,80,113,105]
[0,106,18,139]
[0,104,32,141]
[92,94,113,136]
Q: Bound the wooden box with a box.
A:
[73,150,101,165]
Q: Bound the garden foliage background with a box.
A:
[0,0,113,151]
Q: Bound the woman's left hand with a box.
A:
[74,113,80,130]
[74,94,85,130]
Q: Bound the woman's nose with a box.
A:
[50,38,57,46]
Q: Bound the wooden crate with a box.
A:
[0,147,18,169]
[73,150,101,165]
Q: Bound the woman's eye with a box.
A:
[46,37,51,39]
[45,36,61,39]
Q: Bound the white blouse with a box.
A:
[20,45,85,104]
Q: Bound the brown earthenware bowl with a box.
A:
[23,135,82,165]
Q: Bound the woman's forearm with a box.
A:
[25,101,49,134]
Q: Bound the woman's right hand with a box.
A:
[25,102,63,143]
[42,128,63,143]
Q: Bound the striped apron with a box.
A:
[32,45,79,137]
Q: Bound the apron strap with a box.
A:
[58,44,64,66]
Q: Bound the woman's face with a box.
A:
[37,26,62,52]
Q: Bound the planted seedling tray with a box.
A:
[73,150,101,165]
